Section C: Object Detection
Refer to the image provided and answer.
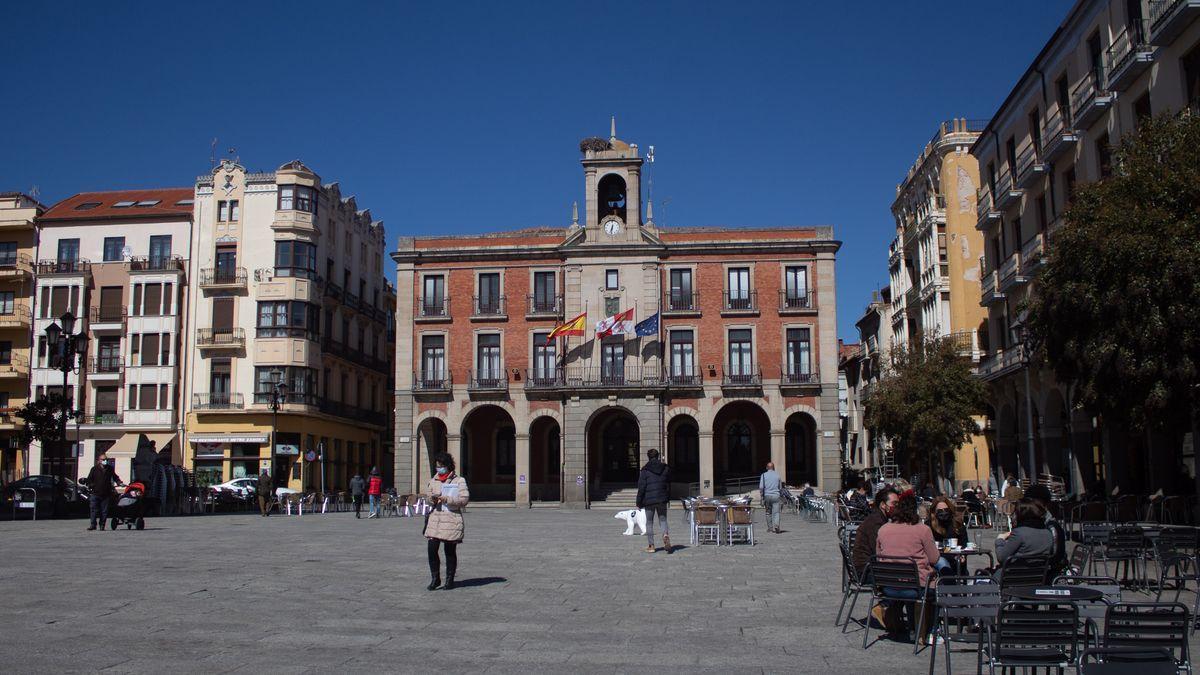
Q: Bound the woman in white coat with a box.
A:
[425,452,470,590]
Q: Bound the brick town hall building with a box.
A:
[392,128,841,507]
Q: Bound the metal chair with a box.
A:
[984,601,1079,674]
[1080,647,1178,674]
[835,542,871,632]
[1067,542,1092,577]
[926,576,1000,675]
[1104,525,1148,590]
[1103,602,1191,674]
[726,505,754,545]
[998,555,1051,591]
[861,556,933,653]
[1052,575,1121,648]
[694,505,721,545]
[1080,522,1115,575]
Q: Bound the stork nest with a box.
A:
[579,137,611,153]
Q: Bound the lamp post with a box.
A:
[1010,321,1037,482]
[268,370,289,487]
[43,311,88,482]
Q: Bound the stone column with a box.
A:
[771,430,786,479]
[515,432,530,507]
[447,433,462,473]
[699,431,715,497]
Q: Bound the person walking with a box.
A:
[366,467,383,518]
[760,461,782,534]
[349,472,365,518]
[84,453,120,531]
[425,452,469,590]
[635,448,672,554]
[256,468,274,517]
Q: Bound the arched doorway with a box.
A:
[461,405,517,501]
[667,415,700,487]
[712,401,770,493]
[588,408,640,485]
[529,416,561,502]
[784,412,818,486]
[416,417,448,487]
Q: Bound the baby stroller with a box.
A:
[110,481,147,531]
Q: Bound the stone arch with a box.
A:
[529,414,562,502]
[712,400,771,491]
[413,411,449,489]
[460,404,517,501]
[586,405,641,485]
[666,412,700,485]
[783,410,819,486]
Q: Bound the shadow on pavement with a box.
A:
[453,576,507,588]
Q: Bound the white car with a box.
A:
[209,477,299,499]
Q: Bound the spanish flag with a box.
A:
[547,311,587,343]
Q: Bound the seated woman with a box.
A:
[928,497,970,574]
[994,498,1054,565]
[876,491,943,642]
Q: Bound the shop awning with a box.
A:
[146,432,178,452]
[108,433,143,457]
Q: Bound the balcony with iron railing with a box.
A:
[779,290,815,314]
[196,327,246,350]
[468,369,509,393]
[981,270,1005,305]
[193,392,244,410]
[89,355,124,377]
[1041,108,1078,161]
[663,290,700,315]
[0,304,32,329]
[722,290,758,314]
[417,296,450,321]
[472,295,506,319]
[88,306,126,329]
[524,368,565,390]
[721,365,762,388]
[978,344,1027,382]
[251,391,318,407]
[0,354,29,378]
[344,291,360,311]
[1021,234,1046,274]
[948,329,981,363]
[993,171,1023,210]
[998,252,1026,292]
[317,398,389,426]
[888,236,903,265]
[37,259,91,276]
[412,370,452,393]
[82,412,123,425]
[128,255,185,273]
[1148,0,1200,46]
[324,280,343,302]
[975,187,1000,229]
[199,267,248,291]
[321,337,388,372]
[525,294,563,318]
[1107,19,1154,90]
[1014,139,1047,189]
[664,370,703,388]
[0,253,33,278]
[1071,70,1113,130]
[561,365,664,389]
[780,368,819,388]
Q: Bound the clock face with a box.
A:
[603,219,622,236]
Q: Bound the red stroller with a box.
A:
[110,481,147,530]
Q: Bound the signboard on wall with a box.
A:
[276,443,300,456]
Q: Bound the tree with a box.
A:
[863,337,988,485]
[15,393,77,448]
[1025,114,1200,440]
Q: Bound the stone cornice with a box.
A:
[391,238,841,264]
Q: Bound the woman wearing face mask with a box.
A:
[928,496,970,574]
[424,452,470,591]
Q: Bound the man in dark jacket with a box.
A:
[256,469,274,517]
[349,473,365,518]
[636,448,672,554]
[85,453,120,531]
[851,486,898,576]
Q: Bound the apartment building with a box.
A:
[885,118,991,484]
[393,128,841,507]
[0,193,41,484]
[973,0,1200,490]
[31,189,193,482]
[842,289,893,476]
[183,160,395,492]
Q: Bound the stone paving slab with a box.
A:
[1,509,1196,673]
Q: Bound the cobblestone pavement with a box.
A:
[1,508,1195,673]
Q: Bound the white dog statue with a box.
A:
[615,508,647,536]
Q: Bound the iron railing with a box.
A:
[468,369,509,392]
[663,290,699,313]
[412,370,452,392]
[780,369,818,385]
[562,365,663,388]
[418,297,449,318]
[252,391,317,406]
[128,255,184,272]
[524,368,564,389]
[89,355,124,374]
[526,294,562,315]
[83,412,123,425]
[193,393,244,410]
[665,372,703,387]
[722,365,761,387]
[723,290,757,312]
[779,290,814,311]
[197,327,246,348]
[199,267,247,287]
[37,259,91,276]
[473,295,506,316]
[88,306,127,325]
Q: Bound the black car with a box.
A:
[2,475,92,518]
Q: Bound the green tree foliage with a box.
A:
[15,393,77,447]
[864,337,988,477]
[1025,114,1200,433]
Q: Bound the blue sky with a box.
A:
[1,1,1068,339]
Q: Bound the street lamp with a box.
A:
[268,370,289,486]
[43,311,88,482]
[1009,320,1037,482]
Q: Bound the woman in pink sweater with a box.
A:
[875,491,943,642]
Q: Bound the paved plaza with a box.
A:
[1,508,1196,673]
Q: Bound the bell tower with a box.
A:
[579,117,644,243]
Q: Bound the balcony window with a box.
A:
[149,235,172,268]
[601,339,624,383]
[533,271,556,312]
[0,242,15,268]
[57,239,80,263]
[0,341,10,365]
[103,237,125,263]
[476,333,502,382]
[783,266,810,308]
[275,240,317,279]
[786,327,812,378]
[0,292,12,315]
[278,184,317,213]
[532,333,556,382]
[256,300,319,338]
[727,328,753,377]
[605,269,619,290]
[476,273,501,315]
[669,330,695,381]
[421,335,445,381]
[214,246,238,282]
[667,268,695,311]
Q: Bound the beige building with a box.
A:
[0,193,40,484]
[183,160,396,491]
[973,0,1200,491]
[886,118,991,484]
[842,289,893,477]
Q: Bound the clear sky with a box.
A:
[2,1,1069,339]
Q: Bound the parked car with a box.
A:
[2,475,92,518]
[209,477,299,500]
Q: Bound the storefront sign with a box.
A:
[276,443,300,456]
[190,433,269,444]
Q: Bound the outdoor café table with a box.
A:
[940,547,995,573]
[1003,585,1104,603]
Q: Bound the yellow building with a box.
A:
[0,193,39,484]
[886,119,991,486]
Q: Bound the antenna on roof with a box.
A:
[210,138,218,169]
[645,145,655,224]
[227,147,238,164]
[28,185,40,200]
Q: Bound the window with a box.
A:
[1096,138,1112,179]
[274,240,317,279]
[217,199,240,222]
[1185,42,1200,113]
[727,267,751,309]
[57,239,80,263]
[421,275,445,315]
[210,359,231,397]
[141,334,160,366]
[600,339,624,383]
[135,200,160,208]
[0,341,10,365]
[0,242,15,267]
[143,283,163,316]
[278,184,317,213]
[214,245,237,282]
[1005,136,1017,177]
[669,330,695,381]
[139,384,157,409]
[1063,166,1077,208]
[1056,75,1072,125]
[532,332,556,382]
[1133,92,1152,129]
[97,236,124,263]
[605,269,619,290]
[786,327,813,378]
[476,333,501,382]
[668,269,694,310]
[420,331,444,379]
[149,235,172,267]
[1036,195,1048,233]
[253,366,316,403]
[783,266,809,308]
[533,271,556,312]
[1028,109,1042,155]
[0,292,12,315]
[727,328,753,378]
[477,273,501,314]
[73,202,101,211]
[256,301,319,338]
[1088,32,1104,85]
[98,287,122,322]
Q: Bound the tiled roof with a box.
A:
[40,188,194,222]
